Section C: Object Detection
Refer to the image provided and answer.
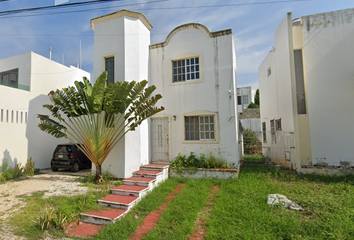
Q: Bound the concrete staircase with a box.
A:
[68,164,169,237]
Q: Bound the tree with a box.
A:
[38,72,164,183]
[254,89,260,106]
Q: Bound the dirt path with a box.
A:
[189,185,220,240]
[0,169,90,240]
[129,183,186,240]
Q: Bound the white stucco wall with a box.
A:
[149,25,239,166]
[92,12,151,178]
[259,14,297,168]
[301,9,354,167]
[0,52,89,169]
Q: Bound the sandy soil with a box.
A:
[0,169,91,240]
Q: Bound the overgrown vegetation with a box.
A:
[9,167,354,239]
[0,158,35,183]
[170,152,234,169]
[243,129,262,155]
[9,178,120,240]
[243,153,264,161]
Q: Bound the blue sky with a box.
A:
[0,0,353,89]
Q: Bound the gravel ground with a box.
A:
[0,169,91,240]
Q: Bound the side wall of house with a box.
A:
[259,14,297,168]
[301,9,354,168]
[149,26,239,166]
[0,52,89,169]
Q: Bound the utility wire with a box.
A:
[0,0,150,16]
[0,0,310,18]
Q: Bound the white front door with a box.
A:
[151,117,170,162]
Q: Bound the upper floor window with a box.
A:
[0,68,18,89]
[242,95,249,105]
[172,57,200,83]
[267,67,272,77]
[105,57,115,85]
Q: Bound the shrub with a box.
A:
[32,206,67,231]
[170,152,233,169]
[24,157,35,176]
[243,129,262,155]
[1,159,13,181]
[247,102,259,108]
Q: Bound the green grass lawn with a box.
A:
[8,167,354,240]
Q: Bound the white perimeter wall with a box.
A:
[149,27,239,166]
[301,9,354,166]
[0,52,89,169]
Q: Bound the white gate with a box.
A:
[151,117,170,162]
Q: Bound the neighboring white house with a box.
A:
[259,9,354,174]
[237,86,255,113]
[91,10,239,178]
[0,51,90,169]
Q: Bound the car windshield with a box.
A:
[55,145,73,153]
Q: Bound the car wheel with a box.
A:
[51,166,59,172]
[71,162,79,172]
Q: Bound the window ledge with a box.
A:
[171,79,203,86]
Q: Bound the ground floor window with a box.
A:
[184,115,215,141]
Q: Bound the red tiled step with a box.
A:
[133,170,162,178]
[111,185,148,197]
[98,194,138,209]
[123,177,156,187]
[81,208,127,225]
[67,222,104,238]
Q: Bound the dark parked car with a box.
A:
[51,144,92,172]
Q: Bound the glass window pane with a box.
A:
[173,76,177,82]
[178,68,181,74]
[191,132,194,140]
[191,58,194,64]
[178,75,182,81]
[173,69,177,74]
[187,66,190,73]
[195,58,199,64]
[201,132,204,139]
[187,74,190,80]
[206,132,209,139]
[205,125,209,131]
[186,59,190,65]
[211,132,214,139]
[191,66,194,72]
[185,124,189,131]
[210,124,214,131]
[196,72,200,79]
[191,73,195,79]
[186,132,190,140]
[210,117,214,123]
[185,117,189,123]
[200,125,204,131]
[196,65,199,71]
[173,61,177,67]
[205,117,209,123]
[190,124,194,131]
[199,117,204,123]
[183,74,186,81]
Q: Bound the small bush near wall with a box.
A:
[170,152,234,170]
[0,158,36,183]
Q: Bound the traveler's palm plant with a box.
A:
[38,72,164,183]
